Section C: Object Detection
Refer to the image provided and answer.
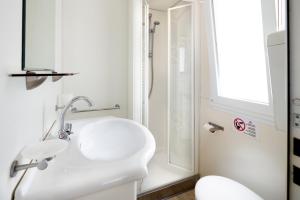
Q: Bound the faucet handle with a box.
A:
[65,123,73,135]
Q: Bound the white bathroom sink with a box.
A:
[15,117,156,200]
[78,118,146,161]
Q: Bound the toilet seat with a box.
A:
[195,176,263,200]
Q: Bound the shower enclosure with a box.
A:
[138,0,198,193]
[168,4,195,172]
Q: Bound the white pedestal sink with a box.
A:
[15,117,156,200]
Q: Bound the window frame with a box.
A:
[205,0,277,123]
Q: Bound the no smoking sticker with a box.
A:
[234,118,246,131]
[233,117,256,138]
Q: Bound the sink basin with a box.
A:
[15,117,156,200]
[78,118,146,161]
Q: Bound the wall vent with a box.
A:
[294,137,300,157]
[293,165,300,186]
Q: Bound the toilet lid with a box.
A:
[195,176,263,200]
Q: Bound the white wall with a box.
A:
[198,2,287,200]
[61,0,129,119]
[0,1,62,199]
[290,0,300,199]
[148,9,168,152]
[149,0,178,10]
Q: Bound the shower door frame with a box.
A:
[133,0,201,176]
[142,0,150,127]
[167,3,198,174]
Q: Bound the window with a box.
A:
[212,0,269,105]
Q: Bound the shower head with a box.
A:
[151,21,160,33]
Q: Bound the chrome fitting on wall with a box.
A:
[207,122,224,133]
[10,157,53,178]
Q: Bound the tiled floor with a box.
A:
[168,190,195,200]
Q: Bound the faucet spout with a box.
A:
[58,96,93,140]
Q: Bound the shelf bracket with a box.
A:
[51,72,63,82]
[26,71,47,90]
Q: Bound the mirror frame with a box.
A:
[21,0,26,71]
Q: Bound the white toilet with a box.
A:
[195,176,263,200]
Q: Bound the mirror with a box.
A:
[22,0,59,71]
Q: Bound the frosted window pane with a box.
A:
[213,0,269,104]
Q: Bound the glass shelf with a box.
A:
[9,71,78,90]
[9,72,77,77]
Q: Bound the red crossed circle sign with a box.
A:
[234,118,246,131]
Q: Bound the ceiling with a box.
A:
[149,0,180,10]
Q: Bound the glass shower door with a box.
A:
[168,4,194,172]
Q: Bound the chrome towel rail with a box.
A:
[71,104,120,113]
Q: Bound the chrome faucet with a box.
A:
[58,96,93,140]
